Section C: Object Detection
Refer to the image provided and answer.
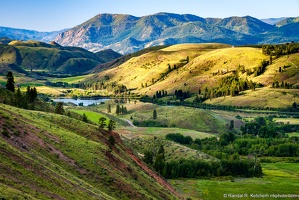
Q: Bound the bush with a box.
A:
[166,133,193,145]
[133,120,167,127]
[2,128,10,138]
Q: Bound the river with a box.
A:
[52,98,110,106]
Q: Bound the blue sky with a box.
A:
[1,0,299,31]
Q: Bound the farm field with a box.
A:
[170,163,299,200]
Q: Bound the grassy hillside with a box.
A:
[205,86,299,108]
[252,52,299,86]
[91,45,169,73]
[126,137,217,162]
[92,43,299,108]
[94,43,230,91]
[0,63,27,76]
[0,103,181,199]
[85,100,234,133]
[94,44,266,93]
[0,40,121,75]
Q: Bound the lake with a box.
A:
[52,98,110,106]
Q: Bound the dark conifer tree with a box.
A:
[107,120,116,132]
[107,104,111,113]
[54,102,64,115]
[15,87,22,107]
[143,150,154,165]
[116,104,120,115]
[153,109,157,119]
[82,113,88,122]
[108,135,115,149]
[99,117,107,129]
[5,71,15,92]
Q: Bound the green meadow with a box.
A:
[288,132,299,137]
[70,109,109,124]
[170,163,299,200]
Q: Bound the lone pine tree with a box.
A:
[6,71,15,92]
[99,117,107,129]
[153,109,157,119]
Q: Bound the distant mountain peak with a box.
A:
[55,13,281,54]
[2,12,298,54]
[0,26,67,42]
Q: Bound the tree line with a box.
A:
[193,117,299,158]
[153,90,167,99]
[162,158,262,179]
[160,116,299,178]
[142,143,262,179]
[272,81,294,89]
[115,104,128,115]
[262,42,299,57]
[1,72,39,110]
[165,133,200,146]
[199,75,258,100]
[240,116,297,138]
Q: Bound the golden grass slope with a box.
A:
[146,46,269,94]
[95,44,229,92]
[95,44,270,95]
[206,87,299,108]
[94,43,299,108]
[206,52,299,108]
[253,52,299,86]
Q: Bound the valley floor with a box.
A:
[170,163,299,200]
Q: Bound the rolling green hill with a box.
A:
[0,103,181,199]
[126,137,217,162]
[0,40,121,75]
[0,63,27,76]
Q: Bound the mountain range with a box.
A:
[1,13,299,54]
[0,26,67,42]
[54,13,299,54]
